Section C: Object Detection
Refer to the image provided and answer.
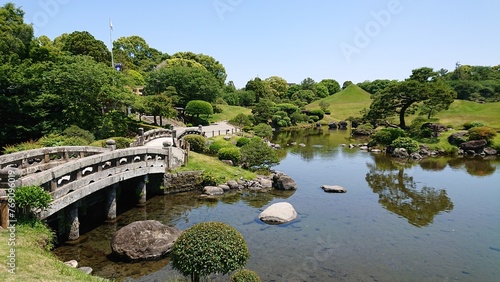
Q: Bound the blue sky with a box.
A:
[11,0,500,88]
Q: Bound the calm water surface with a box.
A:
[54,128,500,282]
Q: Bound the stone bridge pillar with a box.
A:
[105,183,118,222]
[67,202,80,241]
[136,175,148,207]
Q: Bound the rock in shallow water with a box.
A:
[111,220,182,261]
[259,202,297,224]
[321,185,347,193]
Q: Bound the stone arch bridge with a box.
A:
[0,131,187,241]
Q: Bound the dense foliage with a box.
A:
[170,222,250,282]
[183,134,207,153]
[14,185,52,219]
[217,147,241,165]
[230,269,262,282]
[240,138,279,170]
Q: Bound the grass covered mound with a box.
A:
[0,220,107,282]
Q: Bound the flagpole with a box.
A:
[110,18,114,69]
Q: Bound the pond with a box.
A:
[53,127,500,281]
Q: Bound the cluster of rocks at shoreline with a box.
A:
[201,171,298,196]
[343,141,498,159]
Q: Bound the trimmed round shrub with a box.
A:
[391,137,419,153]
[468,126,497,143]
[218,147,241,165]
[309,116,319,123]
[230,269,261,282]
[183,134,207,153]
[236,137,250,147]
[309,109,325,120]
[208,141,227,155]
[170,222,250,281]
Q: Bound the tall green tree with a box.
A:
[318,79,341,95]
[113,35,166,72]
[0,3,33,63]
[365,67,456,128]
[245,77,266,102]
[57,31,111,65]
[145,65,221,106]
[264,76,289,98]
[171,51,227,86]
[146,93,175,126]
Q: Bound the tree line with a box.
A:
[1,2,498,149]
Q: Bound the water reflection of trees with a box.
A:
[447,157,497,177]
[272,127,352,161]
[365,162,454,227]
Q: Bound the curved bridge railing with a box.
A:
[0,146,110,179]
[130,128,174,147]
[177,128,204,140]
[14,146,184,219]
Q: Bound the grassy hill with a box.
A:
[211,86,500,131]
[306,84,372,122]
[306,85,500,130]
[434,100,500,130]
[209,105,252,123]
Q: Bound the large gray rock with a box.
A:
[273,172,298,190]
[447,131,468,145]
[259,202,297,224]
[391,148,409,158]
[483,147,498,155]
[459,139,488,153]
[258,177,273,189]
[203,186,224,195]
[321,185,347,193]
[111,220,182,261]
[226,180,239,189]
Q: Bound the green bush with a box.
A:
[14,185,52,219]
[309,109,325,120]
[242,125,252,132]
[208,141,227,155]
[185,100,214,118]
[236,137,250,147]
[63,125,95,143]
[241,138,279,171]
[218,147,241,165]
[309,116,319,123]
[96,110,130,139]
[170,222,250,282]
[463,121,485,130]
[253,123,273,139]
[391,137,419,153]
[468,126,497,143]
[230,113,252,127]
[230,269,261,282]
[372,128,407,146]
[38,134,89,147]
[184,134,207,153]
